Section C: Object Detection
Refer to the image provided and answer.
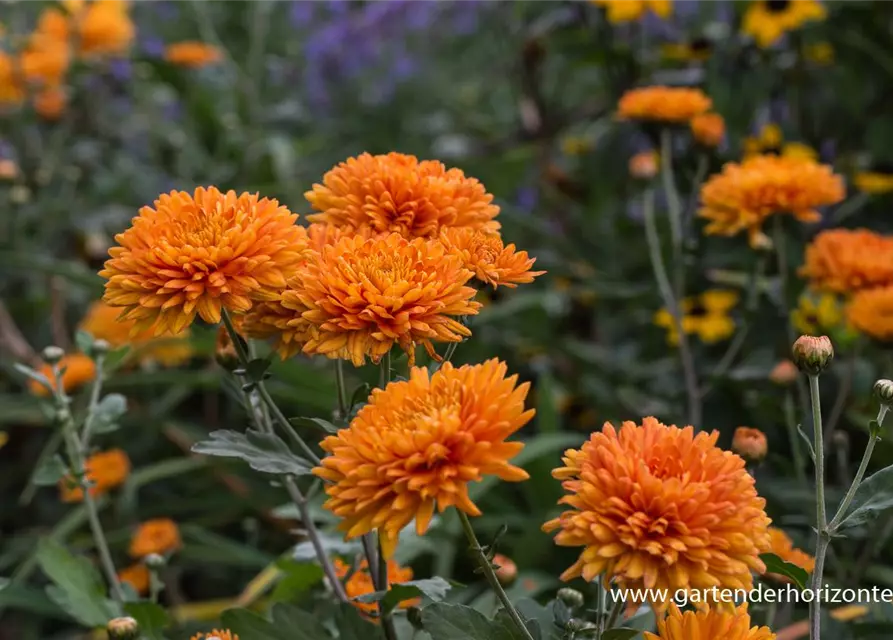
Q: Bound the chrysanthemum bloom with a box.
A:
[59,448,131,502]
[244,233,480,365]
[690,112,725,147]
[129,518,182,558]
[590,0,672,23]
[742,0,826,49]
[29,353,97,397]
[21,11,71,89]
[164,42,223,68]
[333,558,419,615]
[732,427,768,463]
[64,0,135,57]
[100,186,307,334]
[305,152,500,238]
[763,527,815,582]
[190,631,238,640]
[117,563,149,595]
[314,359,533,558]
[799,229,893,294]
[438,227,544,288]
[617,86,711,124]
[644,603,775,640]
[629,150,659,179]
[854,169,893,195]
[848,286,893,341]
[80,300,192,367]
[654,289,738,346]
[543,418,771,610]
[699,154,844,247]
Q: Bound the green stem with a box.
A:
[457,511,534,640]
[660,129,682,266]
[808,374,827,640]
[81,352,106,448]
[379,350,391,389]
[334,360,348,419]
[604,595,625,633]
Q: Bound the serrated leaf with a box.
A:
[192,429,312,476]
[602,629,640,640]
[292,533,361,561]
[92,393,127,434]
[123,601,169,640]
[836,463,893,531]
[760,553,809,590]
[421,602,537,640]
[355,577,452,615]
[33,454,68,486]
[36,539,119,627]
[289,416,339,435]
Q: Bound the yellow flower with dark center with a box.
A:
[742,0,827,48]
[590,0,672,23]
[617,86,711,124]
[438,227,545,289]
[699,154,844,246]
[848,286,893,341]
[743,123,817,160]
[791,292,845,335]
[644,603,776,640]
[313,359,533,559]
[654,290,739,346]
[660,37,713,63]
[543,418,771,611]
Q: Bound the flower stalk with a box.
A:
[807,372,828,640]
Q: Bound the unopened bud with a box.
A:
[214,326,239,371]
[492,553,517,586]
[792,335,834,375]
[144,553,165,570]
[566,618,598,633]
[92,339,110,355]
[629,150,659,180]
[41,345,65,364]
[875,379,893,405]
[769,360,798,386]
[557,587,584,610]
[732,427,768,463]
[106,616,139,639]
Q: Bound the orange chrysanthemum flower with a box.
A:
[29,353,97,397]
[799,228,893,294]
[164,41,223,68]
[691,112,725,147]
[59,448,131,502]
[848,286,893,341]
[64,0,135,57]
[732,426,768,463]
[439,227,545,288]
[644,603,776,640]
[21,10,71,88]
[333,558,419,615]
[33,86,66,120]
[129,518,182,558]
[617,86,712,124]
[314,359,533,558]
[117,563,150,595]
[80,300,193,367]
[305,152,500,238]
[763,527,814,582]
[243,232,480,366]
[543,417,771,610]
[190,631,238,640]
[699,154,845,247]
[100,187,307,334]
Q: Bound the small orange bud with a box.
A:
[492,553,517,586]
[792,335,834,375]
[0,159,18,180]
[732,427,768,463]
[690,112,725,147]
[769,360,799,385]
[629,150,659,179]
[214,326,239,371]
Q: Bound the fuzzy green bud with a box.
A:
[41,345,65,365]
[106,616,139,639]
[556,587,584,610]
[144,553,165,570]
[791,335,834,375]
[92,339,110,355]
[874,379,893,405]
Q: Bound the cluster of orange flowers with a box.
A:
[617,86,725,148]
[118,518,182,595]
[800,228,893,341]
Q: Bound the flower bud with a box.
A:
[732,427,768,463]
[106,616,139,639]
[492,553,517,586]
[629,150,659,180]
[875,379,893,405]
[41,345,65,365]
[769,360,798,386]
[144,553,166,570]
[791,335,834,375]
[0,159,18,180]
[214,326,239,371]
[92,339,110,355]
[557,587,584,610]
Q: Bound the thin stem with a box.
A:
[457,511,534,640]
[824,348,858,441]
[643,190,701,427]
[807,374,827,640]
[379,350,391,389]
[334,360,348,419]
[828,405,888,532]
[595,584,606,635]
[783,391,808,485]
[604,594,625,632]
[660,129,683,264]
[81,352,106,448]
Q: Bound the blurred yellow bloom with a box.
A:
[791,292,844,335]
[782,141,818,160]
[591,0,672,23]
[742,0,826,48]
[654,290,739,346]
[804,41,834,65]
[854,171,893,195]
[660,37,713,62]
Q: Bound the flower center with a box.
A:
[688,303,708,318]
[690,37,712,53]
[765,0,791,12]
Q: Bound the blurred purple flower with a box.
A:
[109,59,132,82]
[289,1,315,27]
[153,1,179,22]
[515,186,539,213]
[140,36,165,58]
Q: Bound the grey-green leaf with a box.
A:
[336,602,379,639]
[290,416,340,435]
[421,602,535,640]
[123,602,169,640]
[192,429,312,476]
[835,463,893,531]
[797,424,816,463]
[270,602,333,638]
[354,577,452,615]
[36,539,119,627]
[92,393,128,433]
[33,454,68,486]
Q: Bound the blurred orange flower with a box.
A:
[190,631,238,640]
[117,563,149,595]
[100,187,307,334]
[848,286,893,341]
[691,112,725,147]
[543,417,771,611]
[732,426,768,462]
[617,86,711,124]
[64,0,135,57]
[799,228,893,294]
[33,85,66,120]
[763,527,815,582]
[129,518,182,558]
[29,353,96,397]
[164,41,223,68]
[314,359,533,559]
[629,150,659,179]
[59,448,130,502]
[644,603,775,640]
[333,558,419,615]
[699,154,844,247]
[439,227,544,288]
[305,152,500,238]
[0,53,25,105]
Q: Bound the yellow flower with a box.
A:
[742,0,827,48]
[804,41,834,65]
[782,142,818,161]
[660,37,713,63]
[617,86,712,124]
[854,170,893,195]
[591,0,672,23]
[164,41,222,68]
[644,603,776,640]
[791,292,844,335]
[743,123,817,160]
[654,290,739,346]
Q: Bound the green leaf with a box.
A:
[92,393,127,434]
[534,370,559,433]
[192,429,312,476]
[36,538,119,627]
[760,553,809,590]
[13,362,51,390]
[289,416,340,435]
[514,598,563,639]
[602,629,641,640]
[32,454,68,486]
[270,560,324,602]
[797,424,816,463]
[243,357,272,383]
[0,581,70,620]
[421,602,536,640]
[75,330,95,356]
[221,608,283,640]
[270,602,333,638]
[123,601,169,640]
[355,577,452,615]
[336,602,379,638]
[836,463,893,531]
